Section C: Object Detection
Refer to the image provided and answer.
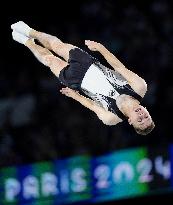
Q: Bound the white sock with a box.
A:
[11,21,32,37]
[12,30,30,45]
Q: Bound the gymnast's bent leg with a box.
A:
[12,30,68,77]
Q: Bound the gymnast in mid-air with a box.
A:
[11,21,155,135]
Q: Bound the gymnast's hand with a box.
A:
[60,87,80,99]
[85,40,104,52]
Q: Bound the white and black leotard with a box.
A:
[59,48,142,120]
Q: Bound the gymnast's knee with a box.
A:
[49,36,64,49]
[42,54,56,67]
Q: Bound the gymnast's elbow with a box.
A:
[101,118,119,126]
[138,79,148,97]
[97,112,121,126]
[101,120,114,126]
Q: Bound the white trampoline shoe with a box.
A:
[11,21,32,37]
[12,30,30,45]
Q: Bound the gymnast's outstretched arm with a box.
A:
[85,40,147,97]
[60,87,122,126]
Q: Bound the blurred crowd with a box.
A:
[0,0,173,167]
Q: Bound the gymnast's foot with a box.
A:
[11,21,32,37]
[12,30,31,45]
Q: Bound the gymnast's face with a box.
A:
[128,105,152,129]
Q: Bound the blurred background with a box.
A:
[1,0,173,204]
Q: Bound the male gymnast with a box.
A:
[11,21,155,135]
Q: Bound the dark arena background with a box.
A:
[1,0,173,204]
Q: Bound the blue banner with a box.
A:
[0,145,172,204]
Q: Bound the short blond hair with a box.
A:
[134,121,155,135]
